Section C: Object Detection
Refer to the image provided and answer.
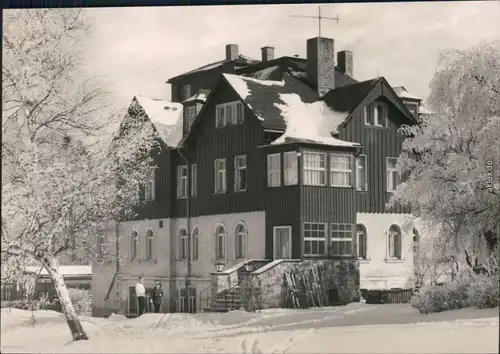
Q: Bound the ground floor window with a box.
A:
[330,223,353,256]
[356,224,367,259]
[303,222,327,256]
[179,287,197,313]
[273,226,291,259]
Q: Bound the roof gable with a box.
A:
[130,96,184,147]
[323,77,418,130]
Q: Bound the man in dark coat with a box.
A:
[150,281,164,313]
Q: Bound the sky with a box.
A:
[83,2,500,107]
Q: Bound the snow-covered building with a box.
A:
[93,37,429,317]
[392,85,433,119]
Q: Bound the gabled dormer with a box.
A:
[392,86,422,119]
[181,89,210,137]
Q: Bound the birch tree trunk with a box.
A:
[44,257,89,341]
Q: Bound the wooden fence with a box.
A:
[364,288,414,304]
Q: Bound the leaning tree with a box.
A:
[2,9,160,340]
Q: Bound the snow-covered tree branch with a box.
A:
[389,42,500,269]
[2,9,162,341]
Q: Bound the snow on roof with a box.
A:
[25,265,92,276]
[272,93,360,148]
[393,86,421,100]
[134,96,184,147]
[182,89,210,103]
[248,65,281,80]
[419,105,433,115]
[223,73,286,121]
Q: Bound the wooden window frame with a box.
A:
[303,222,327,257]
[214,158,227,194]
[284,151,298,186]
[267,153,281,187]
[356,154,368,191]
[330,153,352,188]
[303,151,326,186]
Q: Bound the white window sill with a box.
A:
[330,185,352,188]
[214,191,227,195]
[356,189,369,192]
[385,258,405,263]
[143,260,157,264]
[358,258,371,263]
[234,189,247,193]
[177,196,188,199]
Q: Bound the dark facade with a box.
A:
[129,37,418,262]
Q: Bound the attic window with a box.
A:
[364,102,388,127]
[216,101,244,128]
[186,106,196,129]
[182,85,191,100]
[405,101,419,117]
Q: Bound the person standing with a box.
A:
[150,281,164,313]
[135,276,146,316]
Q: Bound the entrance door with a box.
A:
[273,226,292,259]
[128,286,137,315]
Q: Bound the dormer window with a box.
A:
[405,101,419,118]
[182,85,191,100]
[216,101,244,128]
[186,106,196,129]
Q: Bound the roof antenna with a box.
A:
[376,68,380,78]
[290,6,340,38]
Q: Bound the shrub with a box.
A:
[68,288,92,316]
[467,272,499,309]
[0,293,59,312]
[410,267,499,314]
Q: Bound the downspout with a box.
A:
[178,148,192,312]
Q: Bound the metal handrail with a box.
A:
[199,283,212,311]
[220,279,245,311]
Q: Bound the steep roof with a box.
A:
[392,86,421,101]
[167,55,259,82]
[133,96,184,147]
[222,73,359,148]
[238,56,358,90]
[322,78,380,114]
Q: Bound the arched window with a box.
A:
[235,223,248,259]
[215,225,227,260]
[179,228,188,260]
[192,228,199,260]
[145,229,155,261]
[388,225,402,260]
[130,230,139,261]
[356,224,367,260]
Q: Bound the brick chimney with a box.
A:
[307,37,335,96]
[337,50,353,78]
[261,46,275,62]
[225,44,239,60]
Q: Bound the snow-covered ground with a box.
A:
[1,304,498,353]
